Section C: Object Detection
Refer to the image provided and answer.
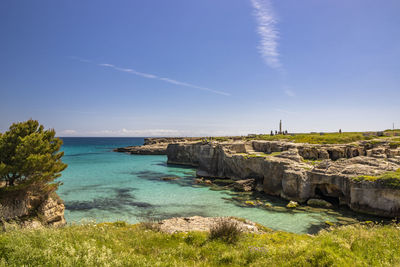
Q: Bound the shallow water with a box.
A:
[58,137,379,234]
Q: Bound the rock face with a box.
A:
[0,191,66,229]
[114,145,167,155]
[158,216,262,233]
[114,137,201,155]
[166,140,400,217]
[37,194,66,227]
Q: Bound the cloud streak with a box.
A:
[98,63,230,96]
[250,0,281,70]
[71,57,230,96]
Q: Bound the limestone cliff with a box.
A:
[0,191,66,229]
[114,137,201,155]
[167,140,400,217]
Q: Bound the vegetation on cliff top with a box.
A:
[247,132,376,144]
[354,169,400,189]
[241,130,400,144]
[0,222,399,266]
[0,120,67,195]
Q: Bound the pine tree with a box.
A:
[0,119,67,193]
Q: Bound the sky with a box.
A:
[1,0,399,137]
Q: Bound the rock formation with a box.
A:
[156,216,262,233]
[114,137,201,155]
[166,140,400,217]
[0,191,66,230]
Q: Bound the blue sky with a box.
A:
[1,0,399,136]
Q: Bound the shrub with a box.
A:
[209,219,242,244]
[139,221,161,232]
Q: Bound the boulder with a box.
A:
[286,201,299,208]
[307,199,333,208]
[158,216,263,233]
[234,179,256,192]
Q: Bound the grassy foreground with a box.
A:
[0,222,400,266]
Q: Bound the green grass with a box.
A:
[241,154,266,159]
[353,169,400,188]
[246,132,378,144]
[239,152,281,159]
[384,129,400,134]
[389,142,400,148]
[207,131,400,145]
[0,222,399,266]
[212,137,230,142]
[302,159,323,166]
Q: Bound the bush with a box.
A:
[139,221,161,232]
[209,219,242,244]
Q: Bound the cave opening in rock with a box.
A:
[314,184,342,206]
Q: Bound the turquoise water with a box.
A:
[58,137,363,234]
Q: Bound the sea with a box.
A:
[58,137,378,234]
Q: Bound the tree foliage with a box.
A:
[0,119,67,193]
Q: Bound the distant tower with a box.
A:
[279,120,282,134]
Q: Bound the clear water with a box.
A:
[58,137,371,234]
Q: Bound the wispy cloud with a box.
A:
[60,129,77,135]
[274,108,295,115]
[284,87,295,97]
[98,63,230,96]
[71,57,230,96]
[250,0,281,70]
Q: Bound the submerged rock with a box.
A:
[161,176,180,181]
[245,201,256,206]
[234,179,256,192]
[213,179,236,186]
[194,178,204,184]
[307,199,333,208]
[287,201,299,208]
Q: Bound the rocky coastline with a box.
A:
[113,137,201,155]
[117,137,400,217]
[0,191,66,230]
